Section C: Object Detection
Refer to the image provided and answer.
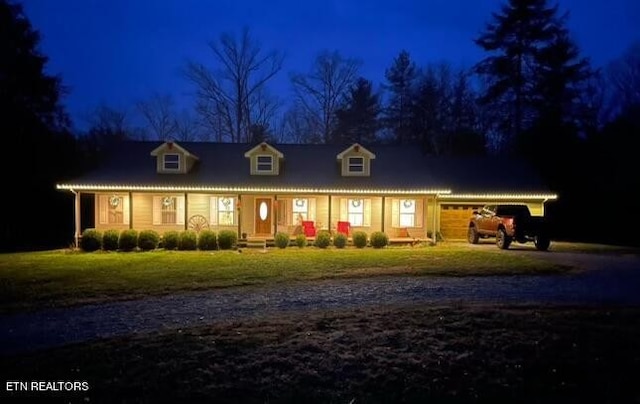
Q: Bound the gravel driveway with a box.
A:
[1,247,639,355]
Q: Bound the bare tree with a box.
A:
[274,102,317,143]
[607,41,640,117]
[174,110,201,142]
[186,27,284,143]
[290,50,361,143]
[136,93,178,141]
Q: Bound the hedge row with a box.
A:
[272,231,389,249]
[81,229,391,252]
[80,229,238,252]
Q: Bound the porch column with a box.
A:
[129,192,133,230]
[327,195,332,233]
[237,194,242,239]
[185,193,190,230]
[74,190,81,248]
[432,196,438,245]
[381,196,385,233]
[274,195,278,238]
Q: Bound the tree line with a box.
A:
[2,0,639,249]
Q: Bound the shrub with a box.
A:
[138,229,160,251]
[178,230,197,251]
[352,231,368,248]
[118,229,138,251]
[275,232,290,249]
[295,234,307,248]
[198,230,217,250]
[80,229,102,252]
[370,231,389,249]
[314,230,331,249]
[162,231,180,250]
[102,229,119,251]
[217,230,238,250]
[333,233,347,249]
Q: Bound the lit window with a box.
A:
[218,197,235,226]
[256,155,273,172]
[348,199,364,226]
[161,196,177,224]
[163,154,180,171]
[348,157,364,173]
[399,199,416,227]
[108,195,123,224]
[292,198,308,221]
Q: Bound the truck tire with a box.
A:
[534,235,550,251]
[496,228,512,249]
[467,226,479,244]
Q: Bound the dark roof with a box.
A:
[60,141,553,193]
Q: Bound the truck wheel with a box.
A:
[534,235,550,251]
[496,228,512,249]
[467,226,479,244]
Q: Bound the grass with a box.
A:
[2,304,639,403]
[0,244,570,313]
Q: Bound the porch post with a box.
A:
[432,195,438,245]
[274,195,278,238]
[74,190,81,248]
[381,196,385,233]
[184,192,188,231]
[128,192,133,230]
[327,195,332,233]
[237,194,242,239]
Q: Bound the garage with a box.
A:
[439,204,483,240]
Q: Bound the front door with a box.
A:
[255,198,272,235]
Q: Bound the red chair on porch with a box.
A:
[302,221,316,237]
[337,221,350,236]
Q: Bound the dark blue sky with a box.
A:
[21,0,640,130]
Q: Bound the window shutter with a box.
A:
[123,195,130,225]
[339,198,348,221]
[210,197,218,226]
[152,196,162,225]
[391,198,399,228]
[99,195,108,224]
[308,198,316,222]
[283,198,291,225]
[176,196,185,225]
[363,199,371,227]
[416,198,423,227]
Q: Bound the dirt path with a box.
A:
[1,250,639,355]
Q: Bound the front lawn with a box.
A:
[2,305,639,403]
[0,244,570,313]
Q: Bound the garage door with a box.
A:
[440,205,483,240]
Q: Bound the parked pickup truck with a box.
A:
[467,204,551,250]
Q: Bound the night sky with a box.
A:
[20,0,640,131]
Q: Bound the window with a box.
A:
[256,155,273,172]
[99,194,129,225]
[108,195,124,224]
[348,199,364,226]
[161,196,177,224]
[347,156,364,173]
[163,153,180,171]
[292,198,308,221]
[218,197,235,226]
[399,199,416,227]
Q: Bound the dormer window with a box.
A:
[348,157,364,173]
[244,142,283,176]
[337,143,376,177]
[256,155,273,173]
[163,154,180,171]
[150,141,199,174]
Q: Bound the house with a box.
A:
[56,140,557,245]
